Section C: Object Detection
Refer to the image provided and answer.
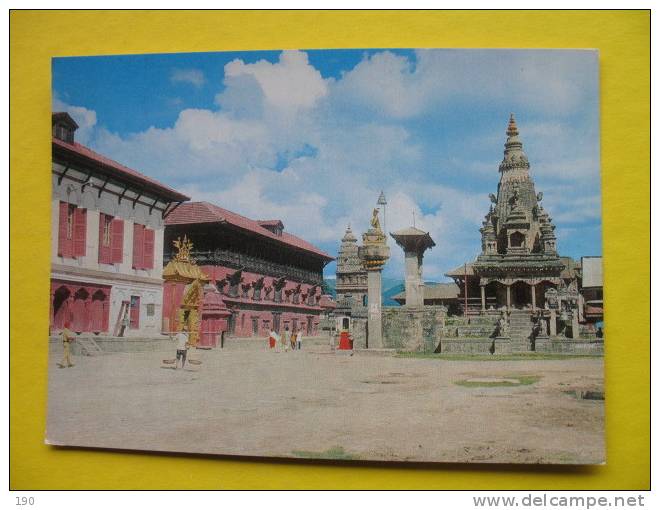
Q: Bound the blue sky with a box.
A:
[53,49,601,280]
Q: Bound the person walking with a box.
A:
[282,326,291,352]
[174,325,189,369]
[57,322,75,368]
[268,328,279,351]
[296,329,303,350]
[290,328,297,351]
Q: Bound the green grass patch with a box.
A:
[291,446,359,461]
[395,352,602,361]
[455,375,541,388]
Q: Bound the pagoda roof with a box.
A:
[162,260,210,282]
[165,201,334,261]
[390,227,436,251]
[52,136,190,202]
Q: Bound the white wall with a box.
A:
[51,163,167,336]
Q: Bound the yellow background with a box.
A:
[10,10,650,489]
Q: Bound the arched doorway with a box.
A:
[71,288,90,333]
[52,285,71,330]
[90,289,109,333]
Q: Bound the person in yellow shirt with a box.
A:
[57,322,75,368]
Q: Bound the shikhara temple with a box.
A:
[338,114,603,354]
[445,114,579,315]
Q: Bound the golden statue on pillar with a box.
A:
[370,208,382,232]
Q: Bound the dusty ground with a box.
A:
[46,341,605,464]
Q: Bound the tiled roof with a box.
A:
[52,137,190,202]
[165,201,334,261]
[445,262,476,277]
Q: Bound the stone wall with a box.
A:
[382,306,446,352]
[51,335,175,354]
[444,316,499,338]
[350,317,368,349]
[535,337,604,355]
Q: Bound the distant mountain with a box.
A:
[324,277,439,306]
[322,278,336,298]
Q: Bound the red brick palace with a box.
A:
[163,202,334,339]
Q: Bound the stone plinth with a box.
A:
[390,227,435,308]
[382,306,446,352]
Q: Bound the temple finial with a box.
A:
[507,113,519,137]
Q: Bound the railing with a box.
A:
[164,249,324,285]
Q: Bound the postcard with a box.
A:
[47,48,603,464]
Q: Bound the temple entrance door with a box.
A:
[52,286,71,330]
[485,281,499,310]
[512,281,530,309]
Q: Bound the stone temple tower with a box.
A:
[335,225,368,306]
[481,114,560,257]
[472,114,565,311]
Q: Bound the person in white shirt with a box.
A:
[296,329,303,350]
[174,325,189,369]
[282,326,291,352]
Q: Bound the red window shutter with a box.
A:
[132,223,144,269]
[57,201,70,257]
[143,228,155,269]
[111,218,124,264]
[129,296,140,329]
[98,213,107,263]
[73,208,87,257]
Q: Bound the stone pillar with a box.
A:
[390,228,435,309]
[367,270,384,348]
[403,251,424,307]
[571,310,580,339]
[531,284,536,311]
[506,285,511,310]
[359,214,390,349]
[549,309,557,336]
[480,285,486,312]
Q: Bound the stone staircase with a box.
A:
[75,337,104,356]
[508,310,534,352]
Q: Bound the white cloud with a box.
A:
[218,50,328,114]
[333,49,598,119]
[55,49,601,278]
[170,68,206,88]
